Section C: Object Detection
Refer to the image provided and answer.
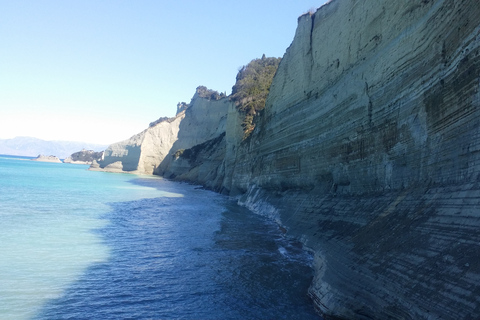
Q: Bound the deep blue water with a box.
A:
[0,155,320,319]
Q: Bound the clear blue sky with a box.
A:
[0,0,328,144]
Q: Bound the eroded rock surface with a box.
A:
[90,0,480,318]
[227,0,480,318]
[158,91,231,177]
[158,92,232,189]
[92,90,230,176]
[92,113,184,174]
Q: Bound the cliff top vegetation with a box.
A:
[230,55,281,138]
[176,102,189,115]
[162,56,280,139]
[195,86,226,101]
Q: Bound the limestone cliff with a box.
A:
[157,89,231,178]
[93,0,480,318]
[93,113,184,174]
[93,88,230,176]
[224,0,480,319]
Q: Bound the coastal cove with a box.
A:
[0,155,320,319]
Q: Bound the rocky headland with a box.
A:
[64,149,104,165]
[92,86,231,178]
[92,0,480,318]
[31,155,62,163]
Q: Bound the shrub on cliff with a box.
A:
[176,102,189,114]
[230,55,281,138]
[195,86,226,101]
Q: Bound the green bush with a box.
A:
[174,149,185,159]
[176,102,189,114]
[195,86,226,101]
[230,55,281,138]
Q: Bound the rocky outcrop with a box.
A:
[64,149,104,165]
[165,132,227,190]
[223,0,480,319]
[92,88,231,176]
[92,113,185,174]
[158,91,232,182]
[31,155,62,163]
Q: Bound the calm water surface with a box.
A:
[0,155,320,319]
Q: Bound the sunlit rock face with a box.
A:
[161,95,243,191]
[157,92,231,179]
[95,114,184,175]
[95,92,231,176]
[226,0,480,318]
[90,0,480,318]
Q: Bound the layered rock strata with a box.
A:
[157,92,231,178]
[92,113,184,174]
[227,0,480,318]
[93,91,230,176]
[94,0,480,318]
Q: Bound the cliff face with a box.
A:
[95,114,184,174]
[95,0,480,318]
[226,0,480,319]
[232,0,480,196]
[158,92,230,178]
[94,92,230,176]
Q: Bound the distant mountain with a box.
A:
[0,137,108,159]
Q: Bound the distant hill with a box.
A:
[0,137,108,159]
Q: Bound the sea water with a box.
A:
[0,155,320,319]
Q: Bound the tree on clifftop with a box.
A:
[195,85,226,101]
[230,55,281,138]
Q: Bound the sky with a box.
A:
[1,0,328,145]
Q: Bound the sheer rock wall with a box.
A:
[227,0,480,318]
[95,113,185,174]
[94,92,230,176]
[92,0,480,318]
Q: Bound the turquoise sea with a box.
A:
[0,154,320,319]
